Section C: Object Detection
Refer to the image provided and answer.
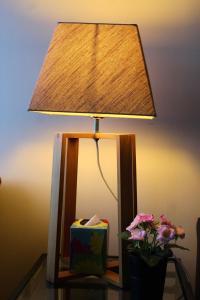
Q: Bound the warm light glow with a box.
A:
[9,0,198,29]
[31,110,155,120]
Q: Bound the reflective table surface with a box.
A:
[12,255,185,300]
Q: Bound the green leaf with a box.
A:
[120,231,130,240]
[168,244,189,251]
[140,254,162,267]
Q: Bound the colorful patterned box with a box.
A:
[70,219,108,275]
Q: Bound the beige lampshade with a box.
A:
[29,22,156,119]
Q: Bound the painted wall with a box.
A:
[0,0,200,298]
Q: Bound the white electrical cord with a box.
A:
[94,138,118,201]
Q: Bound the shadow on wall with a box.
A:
[0,183,48,300]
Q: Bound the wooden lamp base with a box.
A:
[46,132,137,288]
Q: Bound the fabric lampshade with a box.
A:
[28,22,156,119]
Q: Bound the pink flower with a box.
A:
[156,225,175,243]
[126,213,154,232]
[159,215,173,226]
[175,226,185,239]
[128,228,146,241]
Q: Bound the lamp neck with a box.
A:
[93,117,103,133]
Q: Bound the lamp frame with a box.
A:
[47,132,137,288]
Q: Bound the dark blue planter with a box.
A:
[128,254,168,300]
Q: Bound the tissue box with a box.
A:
[70,219,108,275]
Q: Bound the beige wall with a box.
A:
[0,0,200,298]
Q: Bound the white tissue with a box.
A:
[85,214,101,226]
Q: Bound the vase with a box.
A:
[128,254,168,300]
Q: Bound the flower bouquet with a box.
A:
[121,213,188,267]
[121,213,188,299]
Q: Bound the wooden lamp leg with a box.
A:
[117,134,137,287]
[47,134,79,282]
[61,138,79,257]
[47,134,66,283]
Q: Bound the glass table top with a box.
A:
[14,255,185,300]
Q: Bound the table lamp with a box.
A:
[28,22,156,287]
